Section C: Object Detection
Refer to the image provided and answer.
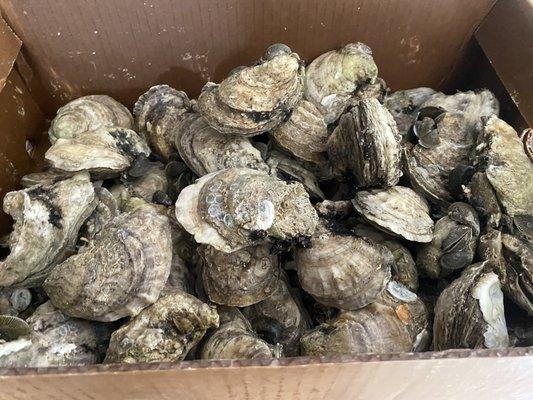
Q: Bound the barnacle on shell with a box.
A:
[48,95,133,144]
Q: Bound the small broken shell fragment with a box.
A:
[472,115,533,217]
[175,168,318,253]
[199,244,280,307]
[80,187,119,240]
[305,42,378,124]
[300,281,428,356]
[296,221,392,310]
[352,186,434,242]
[105,289,219,363]
[201,307,279,360]
[271,99,328,164]
[48,95,133,144]
[0,315,30,341]
[0,172,97,287]
[198,46,303,136]
[43,200,172,321]
[134,84,192,159]
[417,202,480,279]
[327,98,402,188]
[433,262,508,350]
[45,127,150,179]
[175,114,269,176]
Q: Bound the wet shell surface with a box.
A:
[175,168,318,253]
[48,95,133,144]
[271,99,328,164]
[134,84,192,159]
[43,201,172,321]
[432,262,508,350]
[352,186,434,242]
[198,48,304,136]
[175,114,269,176]
[305,42,378,123]
[0,172,97,287]
[105,289,219,363]
[199,244,280,307]
[327,98,402,188]
[45,127,150,179]
[296,221,392,310]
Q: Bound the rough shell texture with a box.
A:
[0,172,97,287]
[296,221,392,310]
[433,262,508,350]
[198,51,304,136]
[175,114,269,176]
[0,302,101,368]
[0,288,32,316]
[133,85,192,159]
[472,115,533,217]
[327,98,402,188]
[20,170,71,188]
[45,127,150,179]
[305,42,378,124]
[43,201,172,321]
[352,186,434,242]
[129,162,168,202]
[48,95,133,144]
[465,172,502,229]
[271,99,328,164]
[80,187,119,240]
[417,202,480,279]
[199,244,280,307]
[300,281,428,356]
[175,168,318,253]
[201,307,278,360]
[105,289,219,363]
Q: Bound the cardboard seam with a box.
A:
[0,13,21,93]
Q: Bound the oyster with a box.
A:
[300,281,429,356]
[433,262,508,350]
[0,172,97,287]
[305,42,378,124]
[43,200,172,321]
[0,315,30,341]
[417,202,480,278]
[0,288,32,316]
[105,289,219,363]
[199,244,280,307]
[20,170,70,188]
[175,168,318,253]
[200,307,279,360]
[327,98,402,187]
[271,99,328,164]
[48,95,133,144]
[464,172,502,229]
[521,128,533,162]
[175,114,269,176]
[296,221,392,310]
[472,115,533,217]
[384,87,437,136]
[198,45,304,136]
[352,186,434,242]
[133,84,192,159]
[80,187,119,240]
[45,127,150,179]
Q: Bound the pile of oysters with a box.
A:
[0,42,531,368]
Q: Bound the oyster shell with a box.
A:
[300,281,428,356]
[464,172,502,229]
[105,289,219,363]
[0,172,97,287]
[133,84,192,159]
[0,315,30,341]
[472,115,533,217]
[45,127,150,179]
[43,200,172,321]
[200,307,279,360]
[48,95,133,144]
[199,244,280,307]
[20,170,71,188]
[352,186,434,242]
[80,187,119,240]
[0,288,32,316]
[271,99,328,164]
[417,202,480,278]
[175,168,318,253]
[198,46,304,136]
[296,221,392,310]
[305,42,379,124]
[433,262,508,350]
[327,98,402,187]
[175,114,269,176]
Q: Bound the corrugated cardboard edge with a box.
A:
[0,10,20,91]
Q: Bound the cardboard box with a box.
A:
[0,1,531,398]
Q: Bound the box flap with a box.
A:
[0,13,21,92]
